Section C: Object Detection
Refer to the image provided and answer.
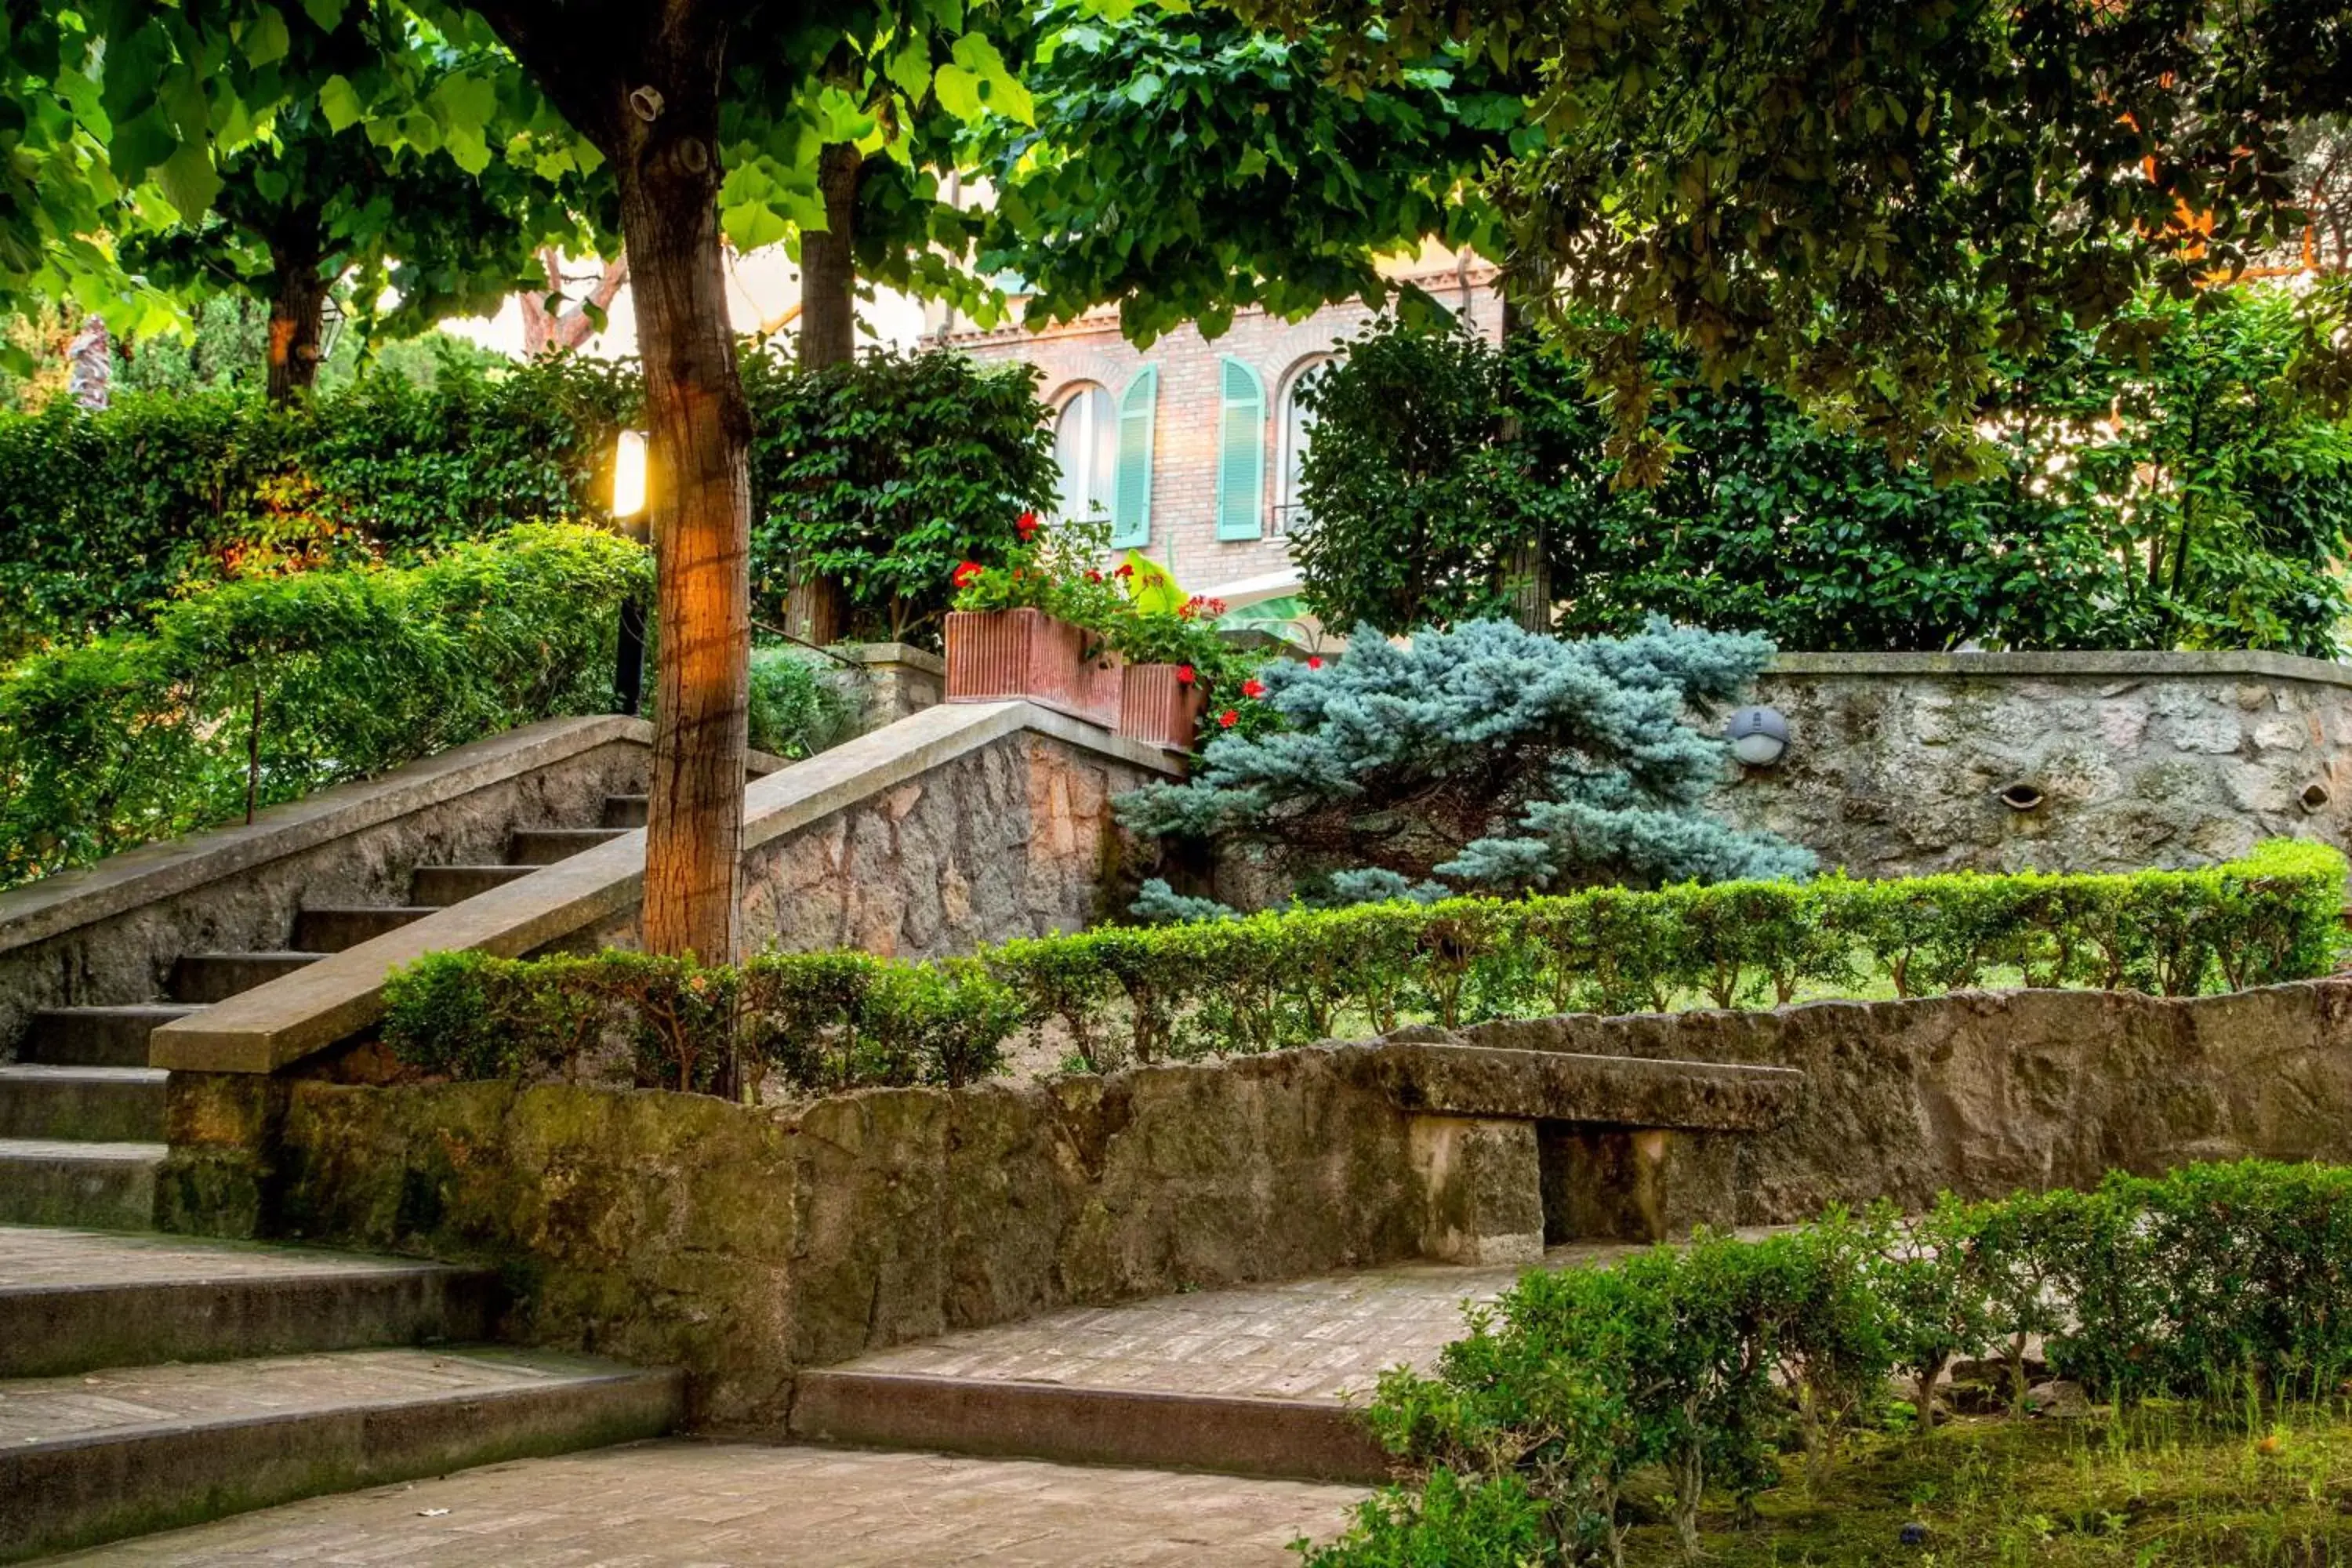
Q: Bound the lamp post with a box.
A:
[612,430,650,717]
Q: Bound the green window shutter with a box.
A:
[1110,367,1157,548]
[1214,358,1267,540]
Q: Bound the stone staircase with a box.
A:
[0,792,648,1231]
[0,1225,682,1563]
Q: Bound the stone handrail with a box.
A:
[1764,648,2352,687]
[0,715,654,960]
[150,701,1178,1076]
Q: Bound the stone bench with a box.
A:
[1372,1033,1802,1265]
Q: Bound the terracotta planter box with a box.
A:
[1119,662,1208,753]
[946,608,1123,728]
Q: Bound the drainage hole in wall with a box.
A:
[1998,783,2045,811]
[2303,782,2332,813]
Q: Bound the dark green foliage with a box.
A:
[1295,296,2352,655]
[0,358,636,659]
[379,840,2343,1088]
[746,645,857,761]
[742,345,1059,648]
[0,524,648,888]
[1308,1160,2352,1566]
[384,946,1022,1096]
[0,343,1058,659]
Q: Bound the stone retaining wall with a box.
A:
[1721,651,2352,876]
[168,976,2352,1427]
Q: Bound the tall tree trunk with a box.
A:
[782,140,862,646]
[613,71,752,964]
[468,0,751,961]
[265,241,327,404]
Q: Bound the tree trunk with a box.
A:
[782,140,862,646]
[522,248,631,358]
[608,52,752,962]
[265,248,327,404]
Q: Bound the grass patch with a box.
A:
[1626,1403,2352,1566]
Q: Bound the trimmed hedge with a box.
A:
[0,524,650,889]
[380,840,2345,1095]
[1310,1160,2352,1566]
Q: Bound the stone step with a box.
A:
[0,1138,162,1230]
[289,906,437,953]
[167,952,325,1005]
[16,1007,198,1069]
[602,793,648,829]
[789,1369,1388,1484]
[507,826,631,866]
[0,1065,165,1143]
[410,863,538,906]
[0,1345,684,1563]
[0,1226,503,1378]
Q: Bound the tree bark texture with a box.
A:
[521,249,631,358]
[782,140,863,647]
[476,0,752,963]
[265,236,327,404]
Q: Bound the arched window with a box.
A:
[1276,358,1334,534]
[1053,383,1117,525]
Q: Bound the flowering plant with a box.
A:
[951,511,1120,623]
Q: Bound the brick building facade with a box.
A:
[941,258,1506,605]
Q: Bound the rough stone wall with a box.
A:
[1461,979,2352,1222]
[261,1047,1427,1425]
[563,731,1150,960]
[0,737,649,1053]
[230,977,2352,1425]
[1718,654,2352,876]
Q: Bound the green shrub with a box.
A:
[746,645,856,760]
[0,524,650,888]
[0,343,1058,660]
[1322,1160,2352,1566]
[379,840,2343,1092]
[1292,290,2352,658]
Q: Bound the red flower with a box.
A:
[1218,709,1240,728]
[1175,664,1195,685]
[952,561,983,588]
[1086,569,1103,583]
[1115,564,1134,579]
[1241,678,1266,699]
[1307,655,1323,670]
[1015,510,1040,540]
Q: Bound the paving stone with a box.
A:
[42,1442,1366,1566]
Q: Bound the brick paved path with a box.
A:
[44,1441,1368,1566]
[843,1240,1654,1403]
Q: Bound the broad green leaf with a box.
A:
[300,0,347,31]
[318,74,364,133]
[155,140,222,220]
[241,8,290,68]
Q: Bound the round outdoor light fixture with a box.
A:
[1726,706,1790,768]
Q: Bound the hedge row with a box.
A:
[1311,1160,2352,1566]
[0,524,649,888]
[380,840,2346,1096]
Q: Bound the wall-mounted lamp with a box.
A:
[1726,706,1790,768]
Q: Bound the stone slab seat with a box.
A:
[0,1138,163,1229]
[1374,1037,1803,1130]
[0,1064,165,1142]
[0,1346,684,1564]
[0,1226,503,1378]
